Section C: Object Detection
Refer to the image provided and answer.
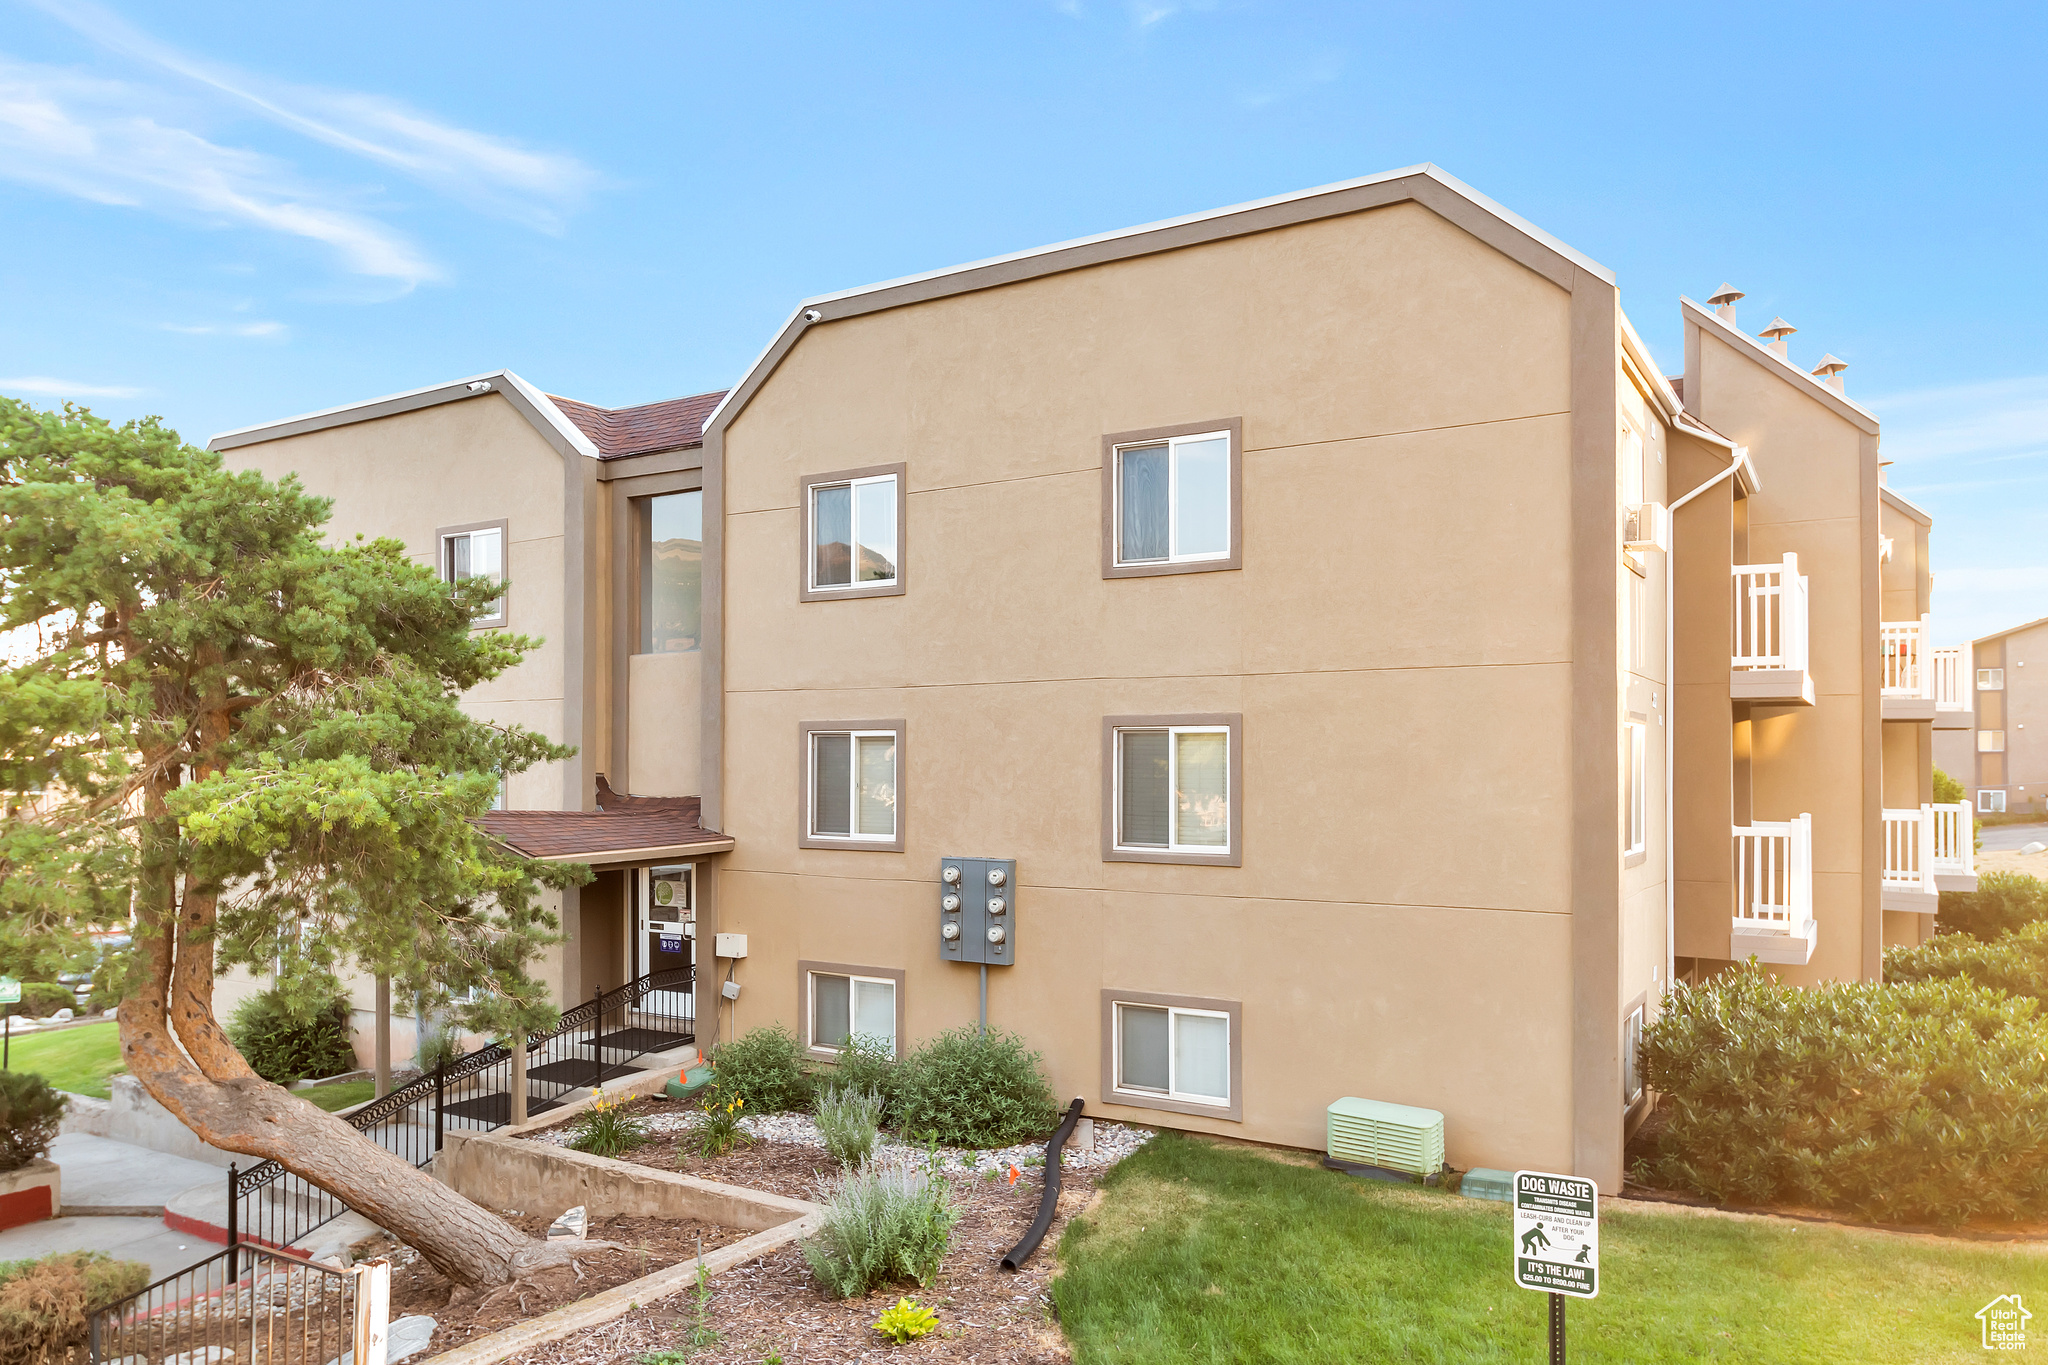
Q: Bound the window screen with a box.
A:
[813,733,852,835]
[1118,1004,1169,1093]
[1119,730,1170,847]
[813,973,850,1048]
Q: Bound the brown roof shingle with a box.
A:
[547,390,727,460]
[478,802,731,861]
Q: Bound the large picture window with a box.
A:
[639,490,702,653]
[799,721,905,851]
[1101,420,1241,578]
[801,464,906,600]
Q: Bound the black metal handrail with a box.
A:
[90,1242,360,1365]
[230,963,694,1251]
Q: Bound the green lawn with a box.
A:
[1053,1134,2048,1364]
[297,1079,375,1112]
[2,1020,124,1097]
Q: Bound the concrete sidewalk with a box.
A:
[0,1216,206,1281]
[51,1132,224,1215]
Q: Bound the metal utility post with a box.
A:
[225,1163,239,1279]
[590,985,605,1090]
[432,1058,446,1154]
[1548,1294,1565,1364]
[1512,1170,1597,1364]
[979,965,988,1035]
[374,975,390,1099]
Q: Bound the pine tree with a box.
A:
[0,395,588,1287]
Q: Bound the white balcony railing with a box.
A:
[1882,614,1932,699]
[1732,813,1815,964]
[1732,554,1809,673]
[1881,802,1975,907]
[1931,646,1970,711]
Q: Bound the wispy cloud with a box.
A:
[0,57,441,284]
[27,0,599,233]
[1866,374,2048,467]
[160,320,287,338]
[1,375,144,398]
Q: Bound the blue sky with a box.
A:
[1,1,2043,644]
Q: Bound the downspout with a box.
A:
[1664,444,1753,997]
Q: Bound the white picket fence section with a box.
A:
[1733,814,1813,933]
[1881,614,1932,698]
[1882,807,1934,895]
[1732,554,1809,672]
[1930,801,1975,879]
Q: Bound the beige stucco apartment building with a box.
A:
[1935,617,2048,817]
[212,164,1968,1191]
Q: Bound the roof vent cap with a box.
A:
[1811,354,1848,393]
[1758,317,1797,358]
[1707,282,1745,325]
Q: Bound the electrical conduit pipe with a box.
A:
[1000,1098,1086,1271]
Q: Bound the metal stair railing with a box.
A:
[231,964,694,1253]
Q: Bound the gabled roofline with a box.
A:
[1618,308,1684,423]
[702,163,1616,438]
[207,369,600,461]
[1880,484,1933,526]
[1974,613,2048,648]
[1680,297,1880,435]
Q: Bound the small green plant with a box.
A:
[896,1027,1057,1148]
[821,1033,901,1122]
[709,1024,813,1111]
[567,1087,648,1158]
[872,1297,940,1344]
[802,1154,960,1299]
[693,1086,750,1158]
[813,1086,883,1167]
[414,1026,467,1076]
[0,1250,150,1365]
[1933,766,1966,806]
[227,990,358,1085]
[0,1073,65,1172]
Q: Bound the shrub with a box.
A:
[567,1087,647,1158]
[414,1028,466,1076]
[227,991,357,1085]
[1886,920,2048,1000]
[896,1028,1056,1148]
[1638,965,2048,1225]
[802,1156,959,1299]
[872,1298,939,1344]
[12,985,71,1020]
[0,1074,64,1172]
[1933,766,1966,806]
[820,1033,901,1124]
[710,1024,813,1112]
[815,1087,883,1167]
[1937,870,2048,941]
[0,1251,150,1365]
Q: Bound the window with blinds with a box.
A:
[1114,1001,1230,1105]
[1115,725,1229,852]
[810,730,897,841]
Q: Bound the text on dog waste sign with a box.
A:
[1512,1170,1598,1298]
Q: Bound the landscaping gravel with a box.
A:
[528,1100,1152,1171]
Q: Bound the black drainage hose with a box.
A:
[1000,1097,1085,1271]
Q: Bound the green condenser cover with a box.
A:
[1326,1096,1446,1177]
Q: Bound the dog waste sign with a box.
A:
[0,978,18,1005]
[1513,1170,1598,1298]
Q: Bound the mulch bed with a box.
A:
[503,1115,1101,1363]
[387,1213,747,1357]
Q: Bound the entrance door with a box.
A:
[639,865,695,1033]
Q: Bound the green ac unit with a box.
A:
[1327,1097,1445,1177]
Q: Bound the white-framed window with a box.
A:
[1623,1006,1644,1109]
[1114,725,1230,853]
[1980,668,2005,690]
[1980,730,2007,753]
[1624,722,1647,857]
[1113,1000,1231,1107]
[1112,430,1231,567]
[440,522,507,628]
[809,729,897,841]
[809,473,898,591]
[808,970,897,1054]
[1981,788,2008,814]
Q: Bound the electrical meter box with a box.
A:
[938,857,1015,966]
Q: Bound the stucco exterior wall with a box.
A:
[712,200,1598,1170]
[629,652,703,796]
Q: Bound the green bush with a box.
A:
[1638,965,2048,1225]
[819,1033,901,1124]
[414,1028,466,1076]
[896,1027,1057,1148]
[0,1251,151,1365]
[11,985,72,1019]
[710,1024,813,1112]
[1886,920,2048,1000]
[801,1156,959,1299]
[227,991,358,1085]
[0,1074,64,1172]
[566,1088,647,1158]
[815,1087,883,1167]
[1933,766,1966,806]
[1937,869,2048,941]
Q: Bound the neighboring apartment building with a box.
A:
[1935,618,2048,816]
[211,164,1966,1191]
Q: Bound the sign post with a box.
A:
[0,977,19,1071]
[1512,1169,1598,1363]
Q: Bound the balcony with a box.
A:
[1732,813,1816,965]
[1882,802,1977,909]
[1881,615,1950,721]
[1730,554,1814,706]
[1931,646,1973,729]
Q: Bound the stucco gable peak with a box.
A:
[1681,296,1880,435]
[206,369,601,461]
